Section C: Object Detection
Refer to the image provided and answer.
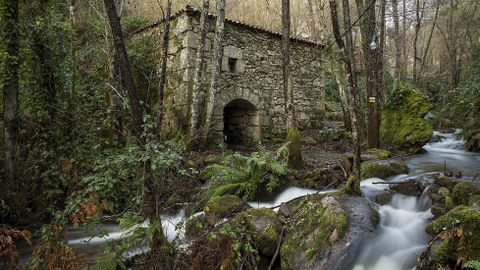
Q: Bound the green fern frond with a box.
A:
[465,260,480,270]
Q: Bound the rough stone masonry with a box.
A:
[137,6,326,145]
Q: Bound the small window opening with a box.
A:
[228,57,238,73]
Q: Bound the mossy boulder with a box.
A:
[360,160,409,180]
[204,195,248,225]
[390,179,425,196]
[366,148,392,159]
[381,85,433,153]
[452,182,477,205]
[287,128,303,169]
[280,194,379,269]
[234,208,282,256]
[280,195,348,269]
[426,206,480,263]
[469,195,480,208]
[433,175,461,191]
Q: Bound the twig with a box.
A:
[372,181,412,185]
[338,160,348,178]
[268,226,285,270]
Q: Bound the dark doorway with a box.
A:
[223,99,260,145]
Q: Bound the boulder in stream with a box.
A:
[360,160,409,180]
[234,208,283,257]
[204,195,249,226]
[425,206,480,267]
[280,194,379,270]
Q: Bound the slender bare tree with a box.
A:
[104,0,143,143]
[413,0,426,84]
[189,0,209,146]
[392,0,401,90]
[202,0,226,146]
[355,0,381,148]
[282,0,295,130]
[419,0,440,80]
[3,0,20,187]
[330,0,363,194]
[157,0,173,135]
[104,0,170,254]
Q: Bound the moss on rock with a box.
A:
[204,195,246,225]
[452,182,477,205]
[287,128,303,169]
[360,160,408,180]
[426,206,480,261]
[366,148,392,159]
[381,85,433,153]
[280,195,348,269]
[234,208,282,256]
[344,174,361,195]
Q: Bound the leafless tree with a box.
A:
[202,0,226,145]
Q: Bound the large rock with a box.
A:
[360,160,409,180]
[234,208,283,256]
[280,194,379,270]
[204,195,249,225]
[425,206,480,266]
[381,85,433,153]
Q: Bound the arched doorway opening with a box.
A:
[223,99,260,145]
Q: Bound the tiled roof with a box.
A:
[130,5,324,47]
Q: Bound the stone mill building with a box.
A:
[136,5,326,145]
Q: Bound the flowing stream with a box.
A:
[353,130,480,270]
[17,130,480,269]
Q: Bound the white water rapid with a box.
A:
[352,130,480,270]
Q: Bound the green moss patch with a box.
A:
[287,128,304,169]
[381,85,433,153]
[234,208,282,256]
[426,206,480,261]
[280,195,348,269]
[204,195,246,225]
[452,182,477,205]
[366,148,392,159]
[360,161,408,180]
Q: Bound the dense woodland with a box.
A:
[1,0,480,269]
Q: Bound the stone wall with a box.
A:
[141,7,325,143]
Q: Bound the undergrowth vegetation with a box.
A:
[201,144,288,205]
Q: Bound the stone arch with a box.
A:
[222,98,260,145]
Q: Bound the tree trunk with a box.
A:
[157,0,172,136]
[283,0,303,169]
[355,0,380,149]
[331,67,352,131]
[378,0,387,101]
[3,0,20,187]
[402,0,407,80]
[419,0,440,80]
[202,0,226,146]
[412,0,422,84]
[392,0,401,90]
[104,0,143,144]
[330,0,362,195]
[189,0,209,147]
[104,0,170,256]
[282,0,294,130]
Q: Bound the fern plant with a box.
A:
[465,260,480,270]
[201,144,288,204]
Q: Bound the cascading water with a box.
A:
[353,130,480,270]
[17,131,480,268]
